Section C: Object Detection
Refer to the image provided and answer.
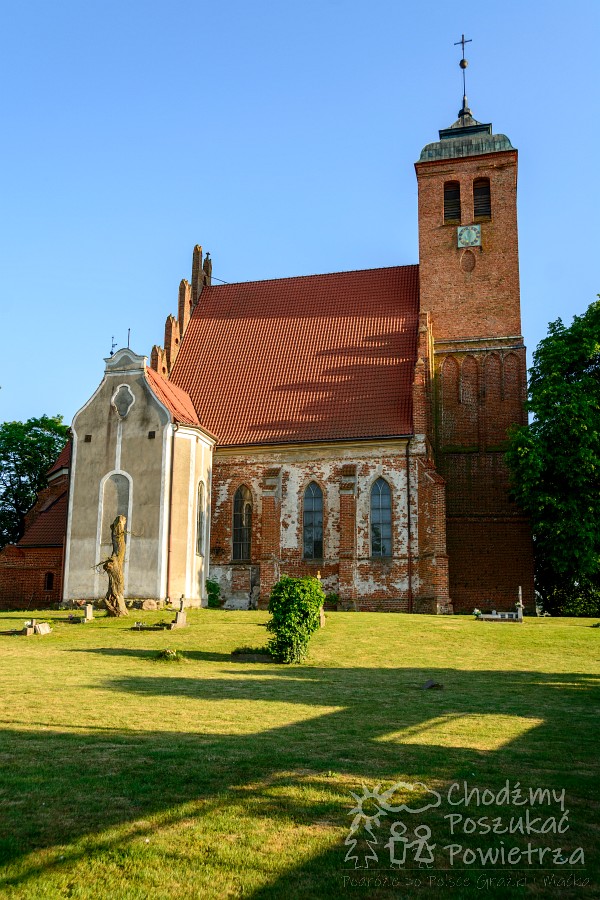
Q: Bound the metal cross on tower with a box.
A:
[454,33,472,117]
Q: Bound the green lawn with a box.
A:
[0,609,598,899]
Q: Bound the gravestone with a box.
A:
[34,622,52,635]
[170,610,187,629]
[85,603,94,622]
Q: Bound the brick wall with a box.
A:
[446,518,534,612]
[416,459,451,614]
[0,545,63,609]
[433,346,533,613]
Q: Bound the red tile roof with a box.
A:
[145,366,201,427]
[18,488,68,547]
[170,266,419,446]
[47,441,71,477]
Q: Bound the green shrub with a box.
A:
[155,648,185,663]
[266,576,325,663]
[206,578,221,609]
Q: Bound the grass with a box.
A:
[0,609,598,899]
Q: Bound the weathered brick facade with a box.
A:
[208,435,449,612]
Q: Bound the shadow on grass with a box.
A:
[0,666,598,897]
[68,647,252,663]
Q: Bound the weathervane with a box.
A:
[454,33,472,119]
[110,336,117,357]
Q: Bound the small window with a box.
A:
[371,478,392,558]
[303,482,323,559]
[444,181,461,223]
[233,485,252,561]
[473,178,491,218]
[84,434,92,443]
[44,572,54,591]
[148,430,156,439]
[196,482,205,556]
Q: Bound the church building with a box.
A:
[1,83,535,614]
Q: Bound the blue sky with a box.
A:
[1,1,598,424]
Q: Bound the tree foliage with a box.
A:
[267,576,324,663]
[0,415,69,549]
[506,299,600,614]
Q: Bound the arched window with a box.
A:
[233,485,252,561]
[101,472,131,554]
[44,572,54,591]
[196,482,205,556]
[371,478,392,558]
[473,177,491,218]
[303,482,323,559]
[444,181,461,223]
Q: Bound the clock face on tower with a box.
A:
[457,224,481,248]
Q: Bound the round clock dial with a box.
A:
[457,225,481,248]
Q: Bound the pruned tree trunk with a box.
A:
[102,515,128,617]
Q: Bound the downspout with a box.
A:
[405,438,414,614]
[165,422,179,601]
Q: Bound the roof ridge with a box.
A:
[204,264,419,289]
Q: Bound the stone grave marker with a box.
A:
[170,610,187,630]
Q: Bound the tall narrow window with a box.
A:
[473,178,491,218]
[303,482,323,559]
[233,485,252,561]
[196,482,205,556]
[444,181,461,223]
[371,478,392,558]
[44,572,54,591]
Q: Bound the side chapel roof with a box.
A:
[47,441,71,478]
[169,265,420,446]
[17,488,68,547]
[145,365,201,427]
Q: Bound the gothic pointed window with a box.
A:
[444,181,461,223]
[196,482,205,556]
[303,482,323,559]
[473,178,491,219]
[233,485,252,561]
[371,478,392,558]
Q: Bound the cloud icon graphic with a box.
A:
[376,781,442,814]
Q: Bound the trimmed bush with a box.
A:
[206,578,221,609]
[267,575,325,663]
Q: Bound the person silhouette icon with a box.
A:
[385,821,410,867]
[407,824,436,867]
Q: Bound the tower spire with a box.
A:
[454,33,472,121]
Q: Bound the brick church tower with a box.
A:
[415,68,534,612]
